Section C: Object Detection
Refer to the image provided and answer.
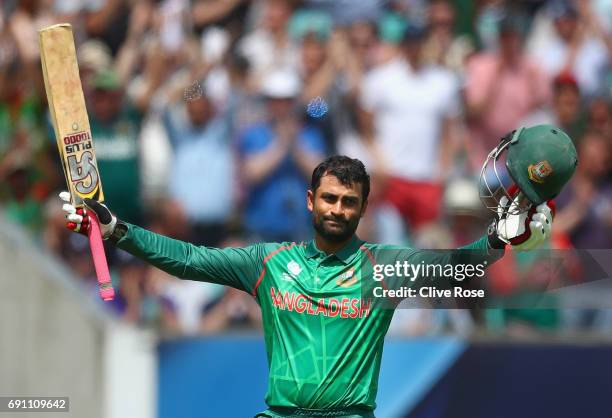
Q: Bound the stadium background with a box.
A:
[2,0,612,417]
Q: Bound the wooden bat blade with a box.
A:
[39,23,104,204]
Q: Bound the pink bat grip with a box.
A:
[87,213,115,301]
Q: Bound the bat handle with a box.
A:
[87,213,115,301]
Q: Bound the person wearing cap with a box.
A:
[359,18,463,238]
[76,39,113,97]
[88,69,144,226]
[238,69,326,242]
[520,72,587,145]
[290,10,341,153]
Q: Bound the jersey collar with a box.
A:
[305,235,364,264]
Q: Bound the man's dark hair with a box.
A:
[311,156,370,202]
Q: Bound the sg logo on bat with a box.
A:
[62,131,102,200]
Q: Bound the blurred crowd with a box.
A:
[1,0,612,337]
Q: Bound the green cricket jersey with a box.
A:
[115,223,503,417]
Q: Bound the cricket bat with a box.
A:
[39,24,115,301]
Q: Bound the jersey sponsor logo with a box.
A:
[269,287,371,319]
[528,160,553,184]
[336,268,358,287]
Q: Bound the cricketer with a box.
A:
[60,125,577,417]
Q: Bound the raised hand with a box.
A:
[60,191,117,239]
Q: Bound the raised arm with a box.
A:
[392,199,556,279]
[113,222,270,293]
[59,192,273,294]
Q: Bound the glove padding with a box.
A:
[60,191,117,239]
[494,194,554,250]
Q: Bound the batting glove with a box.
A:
[488,194,554,250]
[60,191,117,239]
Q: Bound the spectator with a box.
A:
[289,10,341,152]
[520,72,587,144]
[238,0,299,89]
[0,59,55,234]
[0,23,47,165]
[87,69,144,225]
[162,90,237,247]
[421,0,475,74]
[465,12,550,172]
[359,22,463,236]
[527,0,611,97]
[224,51,266,137]
[0,60,48,183]
[555,130,612,249]
[0,161,45,234]
[346,19,380,72]
[77,39,113,98]
[238,69,326,242]
[311,23,379,200]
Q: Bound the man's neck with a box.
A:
[314,234,355,255]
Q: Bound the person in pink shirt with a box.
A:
[465,13,551,173]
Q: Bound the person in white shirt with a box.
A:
[359,23,462,234]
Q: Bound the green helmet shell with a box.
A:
[505,125,578,205]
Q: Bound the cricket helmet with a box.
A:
[479,124,578,214]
